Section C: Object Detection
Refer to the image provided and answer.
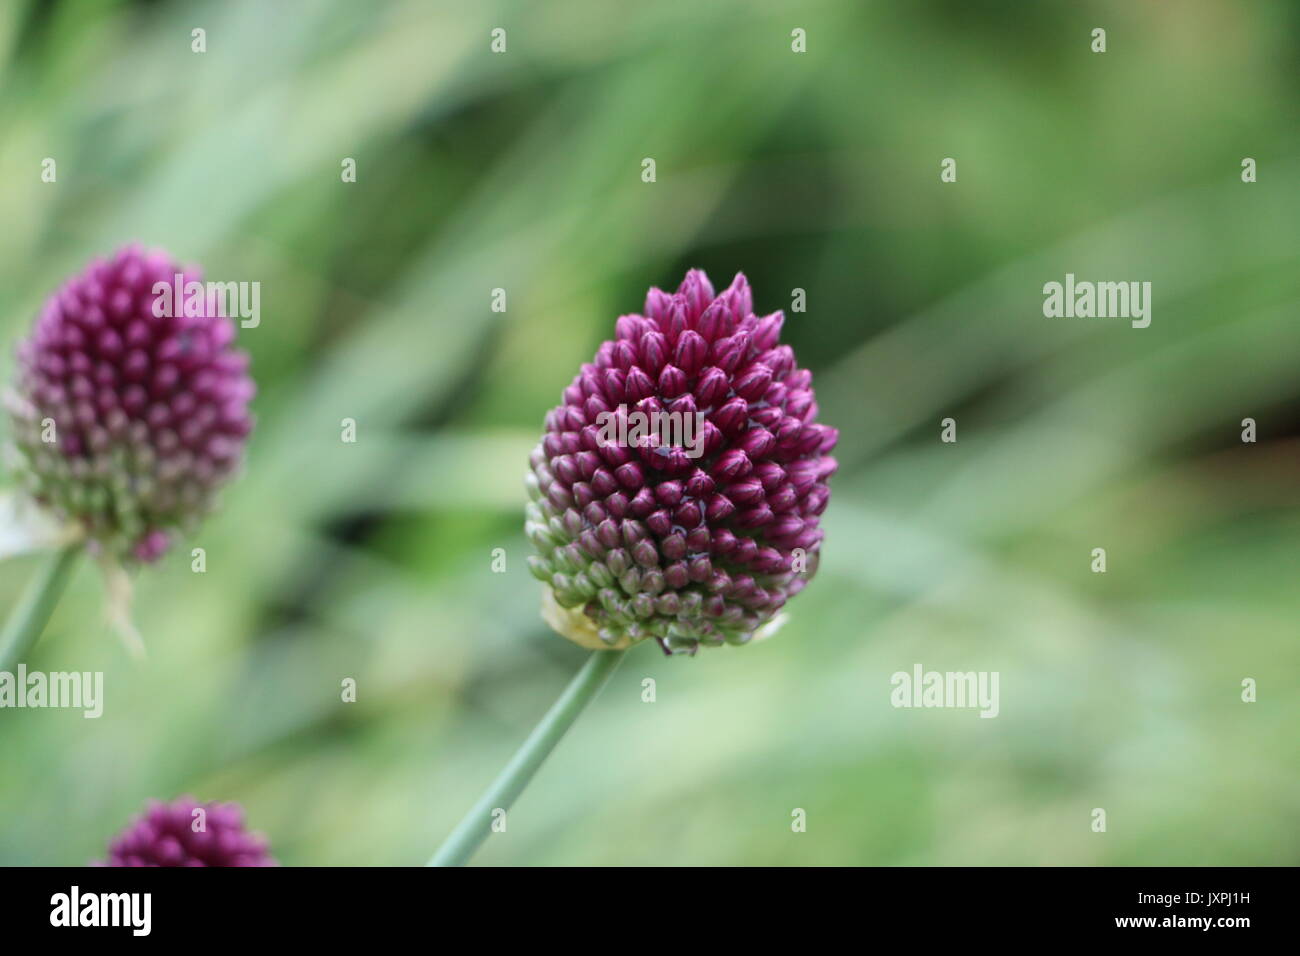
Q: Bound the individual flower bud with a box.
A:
[5,246,254,563]
[94,796,275,867]
[528,270,836,655]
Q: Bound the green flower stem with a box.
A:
[428,648,627,867]
[0,544,80,671]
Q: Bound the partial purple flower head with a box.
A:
[527,270,837,655]
[95,796,275,867]
[6,245,254,563]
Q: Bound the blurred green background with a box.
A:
[1,0,1297,866]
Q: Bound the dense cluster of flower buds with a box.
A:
[527,270,836,654]
[96,797,275,867]
[6,246,254,562]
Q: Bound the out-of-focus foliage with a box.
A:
[0,0,1296,865]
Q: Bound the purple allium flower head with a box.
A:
[96,796,275,867]
[6,246,254,563]
[527,270,837,655]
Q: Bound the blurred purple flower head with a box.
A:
[527,269,837,655]
[6,245,254,562]
[96,796,275,867]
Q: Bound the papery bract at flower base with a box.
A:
[5,246,254,563]
[527,270,837,655]
[95,796,276,867]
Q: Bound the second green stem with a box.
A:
[0,544,80,671]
